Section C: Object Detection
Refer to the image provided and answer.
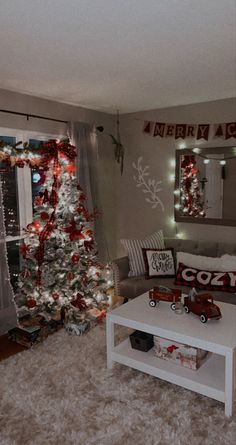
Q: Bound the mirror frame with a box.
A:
[174,147,236,227]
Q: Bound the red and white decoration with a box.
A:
[142,248,175,278]
[142,121,236,140]
[175,262,236,293]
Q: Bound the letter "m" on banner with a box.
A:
[153,122,165,137]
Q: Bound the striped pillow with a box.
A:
[121,230,165,277]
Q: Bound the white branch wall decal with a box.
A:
[132,157,165,211]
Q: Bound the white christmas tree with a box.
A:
[14,138,109,323]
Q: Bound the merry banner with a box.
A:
[142,121,236,141]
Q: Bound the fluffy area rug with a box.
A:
[0,324,235,445]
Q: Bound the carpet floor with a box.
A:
[0,324,235,445]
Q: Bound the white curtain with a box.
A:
[0,179,17,334]
[67,122,108,262]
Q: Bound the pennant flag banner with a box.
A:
[142,121,236,141]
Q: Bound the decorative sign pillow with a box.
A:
[175,262,236,293]
[142,248,175,278]
[120,230,165,277]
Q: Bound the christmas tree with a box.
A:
[180,155,205,217]
[14,138,109,326]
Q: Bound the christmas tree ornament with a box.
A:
[71,253,80,263]
[40,211,49,221]
[27,297,37,309]
[67,272,75,281]
[20,243,30,258]
[52,292,60,301]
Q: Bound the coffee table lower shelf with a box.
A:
[112,338,225,403]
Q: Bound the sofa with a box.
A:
[112,238,236,305]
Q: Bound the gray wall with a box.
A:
[1,90,235,260]
[0,88,116,261]
[116,97,236,256]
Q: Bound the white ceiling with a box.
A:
[0,0,235,114]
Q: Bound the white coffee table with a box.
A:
[106,293,236,417]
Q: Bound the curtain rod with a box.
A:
[0,108,68,124]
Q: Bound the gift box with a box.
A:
[130,330,154,352]
[153,336,209,370]
[8,325,41,348]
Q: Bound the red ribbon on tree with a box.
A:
[64,219,85,241]
[41,139,76,167]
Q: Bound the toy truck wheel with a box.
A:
[149,299,156,308]
[184,305,190,313]
[171,303,176,311]
[200,313,207,323]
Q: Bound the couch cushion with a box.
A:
[176,252,222,271]
[120,230,164,277]
[142,248,175,278]
[175,262,236,293]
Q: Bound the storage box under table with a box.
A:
[153,336,209,370]
[130,330,154,352]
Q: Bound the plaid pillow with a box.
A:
[175,262,236,293]
[120,230,164,277]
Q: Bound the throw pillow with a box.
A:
[176,252,222,271]
[175,262,236,293]
[221,254,236,271]
[142,248,175,278]
[120,230,165,277]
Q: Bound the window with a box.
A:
[0,129,62,289]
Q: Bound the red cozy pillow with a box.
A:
[175,262,236,293]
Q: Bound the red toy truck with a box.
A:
[149,286,181,310]
[184,292,222,323]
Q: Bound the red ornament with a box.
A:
[23,270,30,279]
[34,196,44,206]
[64,219,85,241]
[27,297,37,309]
[81,275,87,284]
[52,292,60,301]
[40,211,49,221]
[71,293,87,310]
[67,272,75,280]
[84,240,94,252]
[84,229,93,239]
[80,193,86,201]
[71,253,80,263]
[27,220,41,233]
[20,243,30,258]
[65,164,76,175]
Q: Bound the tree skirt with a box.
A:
[0,325,235,445]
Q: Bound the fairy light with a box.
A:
[173,189,180,196]
[192,147,201,154]
[0,178,16,313]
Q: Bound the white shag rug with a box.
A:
[0,324,235,445]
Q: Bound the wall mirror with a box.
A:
[174,146,236,226]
